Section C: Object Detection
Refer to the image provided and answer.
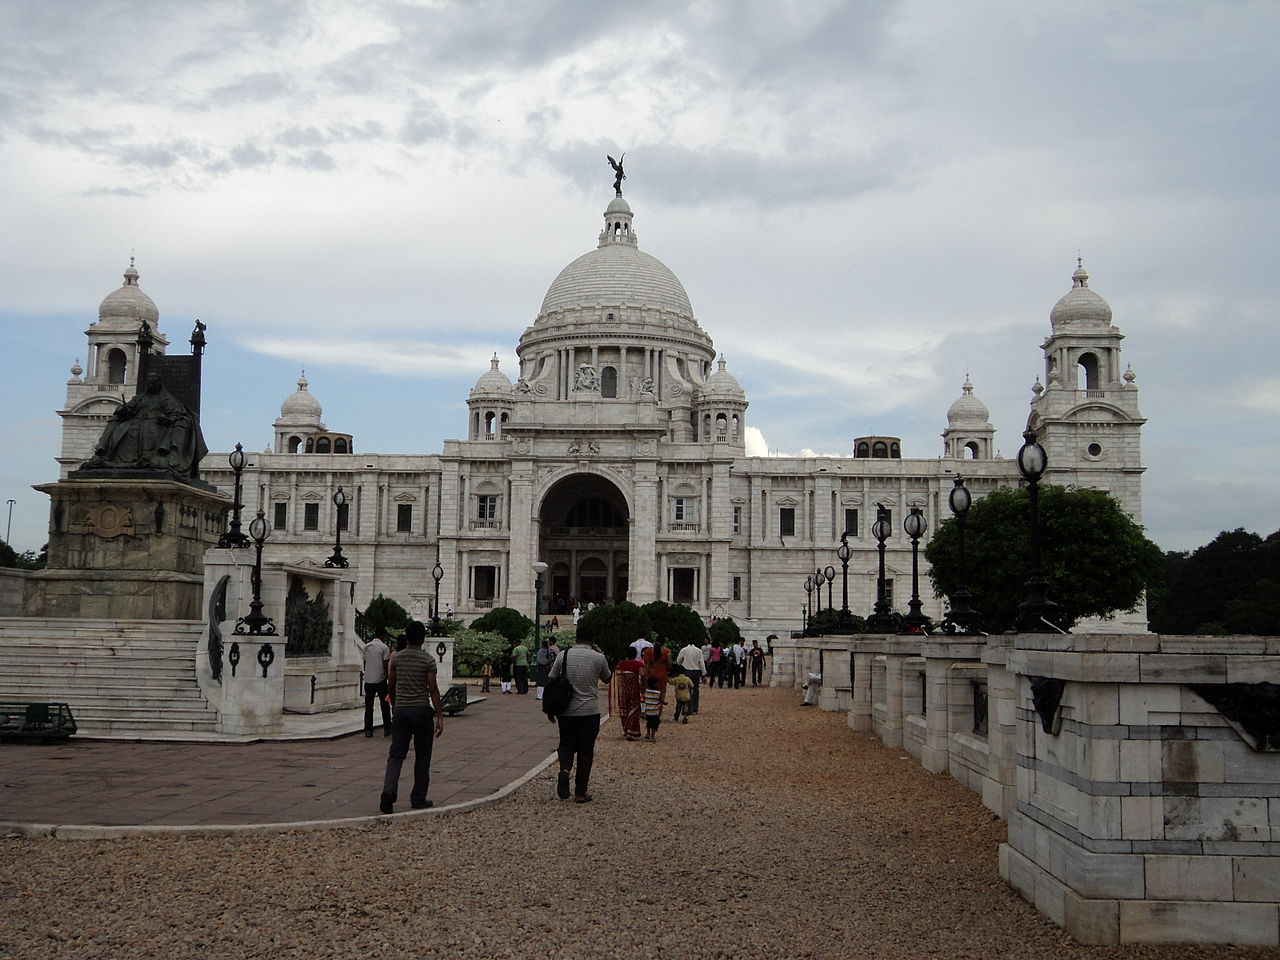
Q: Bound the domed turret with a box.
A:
[695,356,748,450]
[946,375,990,426]
[98,258,159,327]
[1050,259,1112,329]
[699,356,746,400]
[942,375,995,460]
[470,354,513,397]
[279,372,323,422]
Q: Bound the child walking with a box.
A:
[640,676,665,741]
[480,658,493,693]
[670,667,694,723]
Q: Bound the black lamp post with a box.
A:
[1015,429,1063,632]
[899,506,932,634]
[823,564,835,611]
[836,533,853,629]
[217,443,250,548]
[942,476,984,635]
[234,510,276,636]
[325,486,349,568]
[867,505,896,632]
[532,560,548,650]
[813,568,827,629]
[803,576,814,635]
[430,558,445,636]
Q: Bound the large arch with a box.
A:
[537,472,630,610]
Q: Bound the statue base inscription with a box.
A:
[24,478,230,620]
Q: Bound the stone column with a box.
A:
[630,469,658,601]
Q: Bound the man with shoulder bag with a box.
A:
[544,626,612,803]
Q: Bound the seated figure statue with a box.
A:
[84,371,209,480]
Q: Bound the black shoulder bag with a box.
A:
[542,648,575,717]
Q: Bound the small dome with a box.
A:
[279,371,323,421]
[1050,259,1112,328]
[470,354,513,397]
[605,196,632,215]
[700,356,745,399]
[98,258,159,325]
[947,375,990,425]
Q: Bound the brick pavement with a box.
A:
[0,687,560,829]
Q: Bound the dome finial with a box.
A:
[298,370,308,391]
[491,353,500,370]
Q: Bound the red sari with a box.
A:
[611,656,644,739]
[643,645,672,698]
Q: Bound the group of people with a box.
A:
[704,638,767,688]
[479,638,562,697]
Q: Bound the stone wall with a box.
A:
[0,568,29,616]
[783,630,1280,946]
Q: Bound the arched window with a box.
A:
[500,412,509,424]
[601,366,618,398]
[731,414,740,439]
[305,438,314,453]
[703,414,711,439]
[890,442,901,458]
[484,411,496,436]
[334,438,348,454]
[872,441,888,458]
[315,437,331,453]
[288,436,302,453]
[964,441,979,459]
[1078,352,1100,389]
[857,441,870,458]
[106,348,127,384]
[715,413,727,439]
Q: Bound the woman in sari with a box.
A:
[643,640,672,699]
[611,645,645,740]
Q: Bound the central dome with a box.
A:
[540,243,693,316]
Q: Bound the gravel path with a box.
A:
[0,684,1267,959]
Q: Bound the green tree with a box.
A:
[1148,528,1280,635]
[708,617,741,647]
[451,629,511,677]
[0,539,18,568]
[925,485,1162,633]
[641,600,707,650]
[469,606,534,644]
[357,593,410,640]
[578,601,652,662]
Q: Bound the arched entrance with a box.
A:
[538,474,629,612]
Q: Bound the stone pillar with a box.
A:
[630,469,658,601]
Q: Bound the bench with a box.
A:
[440,684,469,716]
[0,702,78,741]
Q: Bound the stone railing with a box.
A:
[773,631,1280,946]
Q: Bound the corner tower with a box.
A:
[1029,260,1145,519]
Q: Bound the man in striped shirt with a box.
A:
[380,620,444,814]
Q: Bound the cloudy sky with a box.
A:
[2,0,1277,554]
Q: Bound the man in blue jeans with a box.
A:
[380,620,444,814]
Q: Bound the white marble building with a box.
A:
[55,193,1145,637]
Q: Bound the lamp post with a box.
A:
[867,505,896,632]
[942,476,983,635]
[430,558,445,636]
[813,568,827,631]
[899,505,931,634]
[217,444,250,548]
[4,499,14,545]
[1015,429,1063,632]
[234,510,276,636]
[823,564,835,611]
[532,560,548,650]
[324,486,349,568]
[803,576,814,635]
[836,533,853,629]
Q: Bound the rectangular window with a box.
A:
[883,579,894,606]
[336,502,349,532]
[273,502,287,531]
[477,495,497,521]
[844,508,858,537]
[671,568,697,604]
[304,502,319,531]
[732,576,742,601]
[473,565,497,601]
[673,497,689,522]
[396,503,412,532]
[779,507,796,537]
[732,506,742,534]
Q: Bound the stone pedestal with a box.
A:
[24,478,229,620]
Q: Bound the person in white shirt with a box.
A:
[675,640,704,714]
[730,641,747,688]
[356,627,392,737]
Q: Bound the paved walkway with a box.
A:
[0,686,559,833]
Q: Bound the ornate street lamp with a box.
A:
[532,560,548,650]
[324,486,349,568]
[217,443,250,548]
[234,510,276,636]
[836,533,853,629]
[899,506,932,634]
[1015,429,1063,632]
[867,505,896,632]
[430,558,445,636]
[942,476,983,635]
[823,564,836,611]
[803,576,814,635]
[813,568,827,629]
